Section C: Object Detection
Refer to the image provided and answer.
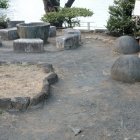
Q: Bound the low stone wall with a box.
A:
[0,61,58,111]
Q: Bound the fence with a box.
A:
[73,21,106,31]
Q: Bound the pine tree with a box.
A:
[106,0,135,36]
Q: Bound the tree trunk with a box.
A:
[43,0,60,13]
[65,0,75,7]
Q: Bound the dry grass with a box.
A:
[0,64,46,98]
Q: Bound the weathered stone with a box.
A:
[0,98,11,109]
[56,34,80,50]
[30,92,48,106]
[63,28,81,41]
[46,72,58,84]
[7,20,25,28]
[41,80,50,95]
[49,26,56,37]
[11,97,30,111]
[115,36,140,54]
[0,27,19,40]
[17,22,50,44]
[13,38,44,53]
[111,55,140,83]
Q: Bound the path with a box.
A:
[0,35,140,140]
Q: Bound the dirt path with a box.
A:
[0,35,140,140]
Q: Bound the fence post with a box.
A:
[87,22,90,31]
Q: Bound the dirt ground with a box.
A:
[0,64,45,98]
[0,32,140,140]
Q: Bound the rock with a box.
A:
[111,55,140,83]
[46,72,58,84]
[37,63,54,73]
[0,98,11,109]
[63,28,81,41]
[56,34,80,50]
[0,27,19,40]
[11,97,30,111]
[49,26,56,37]
[17,22,50,44]
[69,126,82,136]
[115,36,140,54]
[30,92,48,106]
[13,38,44,53]
[7,20,25,28]
[42,79,50,95]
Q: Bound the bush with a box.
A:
[106,0,135,36]
[0,0,9,8]
[41,7,93,28]
[0,0,9,28]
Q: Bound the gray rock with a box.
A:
[11,97,30,111]
[42,79,50,95]
[0,98,11,109]
[7,20,25,28]
[63,28,81,41]
[17,22,50,44]
[13,38,44,53]
[69,126,82,136]
[115,36,140,54]
[46,72,58,84]
[0,27,19,40]
[30,92,48,106]
[37,63,54,73]
[56,34,80,50]
[111,55,140,83]
[49,26,56,37]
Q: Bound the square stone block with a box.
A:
[56,34,79,50]
[13,38,44,53]
[0,27,19,40]
[49,26,56,37]
[63,28,81,41]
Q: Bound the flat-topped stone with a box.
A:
[49,26,56,37]
[13,38,44,53]
[56,34,79,50]
[63,28,81,41]
[7,20,25,28]
[0,27,19,40]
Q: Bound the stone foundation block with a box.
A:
[63,28,81,41]
[7,20,25,28]
[49,26,56,37]
[0,27,19,40]
[13,38,44,53]
[56,34,79,50]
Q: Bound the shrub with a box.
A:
[41,7,93,28]
[0,0,9,28]
[106,0,135,36]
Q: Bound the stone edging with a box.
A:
[0,61,58,111]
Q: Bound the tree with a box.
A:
[42,7,93,28]
[43,0,75,13]
[106,0,135,36]
[0,0,9,28]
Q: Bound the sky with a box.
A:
[8,0,114,28]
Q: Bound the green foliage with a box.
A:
[106,0,135,36]
[0,0,9,28]
[42,7,93,27]
[0,0,9,9]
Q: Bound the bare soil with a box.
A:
[0,32,140,140]
[0,64,46,98]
